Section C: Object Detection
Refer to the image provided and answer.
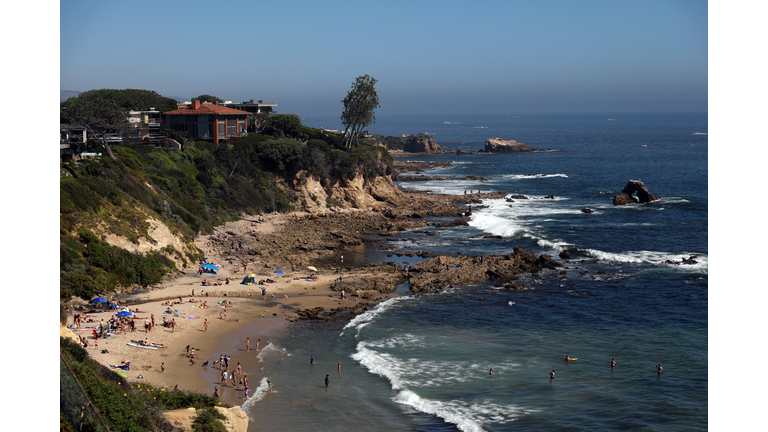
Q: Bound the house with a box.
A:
[223,99,277,115]
[162,100,250,144]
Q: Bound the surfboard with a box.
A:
[565,358,578,361]
[127,343,157,350]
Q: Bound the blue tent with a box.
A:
[91,297,108,304]
[201,264,219,274]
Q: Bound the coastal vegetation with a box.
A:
[340,75,380,148]
[60,337,230,431]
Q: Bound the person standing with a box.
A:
[268,381,274,392]
[489,368,494,376]
[611,358,616,368]
[161,362,165,373]
[204,318,208,332]
[338,362,341,372]
[310,355,314,364]
[256,339,260,350]
[657,364,663,373]
[171,319,175,333]
[246,337,250,352]
[550,370,555,379]
[325,375,330,388]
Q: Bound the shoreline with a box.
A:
[67,175,564,410]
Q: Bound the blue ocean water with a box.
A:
[244,113,707,431]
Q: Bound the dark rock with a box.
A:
[581,208,593,214]
[510,195,528,200]
[613,179,661,205]
[403,135,442,153]
[559,250,571,259]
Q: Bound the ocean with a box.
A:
[242,113,708,431]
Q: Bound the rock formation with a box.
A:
[483,137,534,153]
[612,180,661,205]
[403,135,442,153]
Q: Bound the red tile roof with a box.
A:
[164,104,248,115]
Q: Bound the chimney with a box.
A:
[192,100,201,109]
[214,101,219,105]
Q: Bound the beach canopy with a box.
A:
[241,273,256,285]
[91,297,108,303]
[201,264,219,274]
[273,270,283,274]
[116,311,132,317]
[307,266,318,271]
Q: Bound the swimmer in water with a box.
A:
[565,355,572,361]
[489,368,494,376]
[611,358,616,368]
[550,370,555,379]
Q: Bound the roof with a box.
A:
[163,104,249,116]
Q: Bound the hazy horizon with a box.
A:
[60,0,707,118]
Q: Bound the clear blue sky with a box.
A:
[60,0,707,116]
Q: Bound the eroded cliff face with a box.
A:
[293,172,406,213]
[163,406,248,432]
[101,215,196,270]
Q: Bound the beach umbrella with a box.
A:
[273,270,283,274]
[116,311,132,317]
[307,266,318,271]
[91,297,108,304]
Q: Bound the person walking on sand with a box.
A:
[212,386,219,398]
[325,375,330,388]
[246,337,250,352]
[204,318,208,332]
[161,362,165,373]
[338,362,341,372]
[256,339,260,350]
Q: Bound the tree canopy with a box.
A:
[340,75,380,148]
[195,94,224,103]
[64,89,178,112]
[61,96,129,161]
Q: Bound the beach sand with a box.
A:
[68,214,396,401]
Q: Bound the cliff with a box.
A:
[293,171,406,213]
[163,406,249,432]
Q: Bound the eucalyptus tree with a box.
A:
[340,75,379,148]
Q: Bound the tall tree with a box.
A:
[61,96,128,161]
[340,75,380,148]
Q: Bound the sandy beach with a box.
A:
[63,213,404,403]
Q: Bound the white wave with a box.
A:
[241,377,271,421]
[501,173,569,180]
[583,249,708,270]
[693,132,707,135]
[393,390,532,432]
[340,296,414,337]
[256,342,286,362]
[473,126,488,129]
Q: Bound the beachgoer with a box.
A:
[550,370,555,379]
[657,364,663,373]
[310,355,314,364]
[161,362,165,373]
[174,384,179,392]
[213,386,219,398]
[268,381,273,392]
[490,368,494,375]
[204,318,208,332]
[325,375,329,388]
[256,339,260,350]
[246,337,250,352]
[565,355,572,361]
[611,358,616,368]
[338,362,341,372]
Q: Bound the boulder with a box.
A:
[581,208,593,214]
[559,250,571,259]
[483,137,534,153]
[612,180,660,205]
[403,135,442,153]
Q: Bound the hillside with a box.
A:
[59,122,398,303]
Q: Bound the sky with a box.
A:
[59,0,708,117]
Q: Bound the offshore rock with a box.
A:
[483,137,534,153]
[403,135,442,153]
[612,179,661,205]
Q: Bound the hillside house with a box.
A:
[162,100,250,144]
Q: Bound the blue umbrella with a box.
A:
[201,264,219,274]
[116,311,132,317]
[273,270,283,274]
[91,297,108,304]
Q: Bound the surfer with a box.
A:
[565,355,572,361]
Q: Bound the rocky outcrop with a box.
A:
[483,138,534,153]
[612,180,660,205]
[403,135,442,153]
[407,247,562,293]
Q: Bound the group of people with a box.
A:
[201,278,229,287]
